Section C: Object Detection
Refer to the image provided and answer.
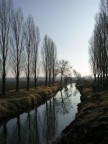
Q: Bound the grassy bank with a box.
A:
[0,84,63,122]
[56,81,108,144]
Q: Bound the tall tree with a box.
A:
[41,35,57,86]
[89,36,97,82]
[47,38,55,86]
[23,16,34,90]
[32,26,40,88]
[0,0,12,95]
[10,8,24,91]
[41,35,50,86]
[89,0,108,84]
[51,41,57,86]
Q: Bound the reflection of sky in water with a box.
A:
[0,83,80,144]
[56,84,80,135]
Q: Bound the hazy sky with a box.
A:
[13,0,99,76]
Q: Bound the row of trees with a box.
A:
[89,0,108,84]
[0,0,72,95]
[41,35,57,87]
[0,0,41,94]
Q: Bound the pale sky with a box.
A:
[13,0,99,76]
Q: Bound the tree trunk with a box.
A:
[45,66,48,87]
[100,72,102,83]
[2,70,6,95]
[16,60,19,91]
[2,60,6,95]
[60,74,62,84]
[27,75,29,90]
[106,66,107,82]
[52,66,55,86]
[102,70,105,83]
[27,61,30,90]
[16,73,19,92]
[16,47,19,92]
[94,73,96,83]
[34,70,37,88]
[98,74,100,83]
[49,69,51,86]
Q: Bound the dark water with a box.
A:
[0,84,80,144]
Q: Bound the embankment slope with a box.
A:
[56,82,108,144]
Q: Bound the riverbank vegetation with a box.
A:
[0,84,63,121]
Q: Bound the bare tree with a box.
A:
[41,35,57,86]
[73,69,81,81]
[57,60,72,84]
[32,26,40,88]
[89,0,108,84]
[41,35,50,86]
[51,41,57,86]
[0,0,13,95]
[47,38,55,86]
[10,8,24,91]
[89,36,97,82]
[23,16,34,90]
[47,38,52,86]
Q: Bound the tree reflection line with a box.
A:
[0,84,78,144]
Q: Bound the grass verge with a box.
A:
[0,84,63,123]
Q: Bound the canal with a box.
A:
[0,83,80,144]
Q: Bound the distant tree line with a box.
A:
[89,0,108,84]
[0,0,72,95]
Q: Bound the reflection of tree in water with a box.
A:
[55,86,73,115]
[0,123,7,144]
[73,89,78,97]
[20,110,40,144]
[34,108,40,144]
[0,107,41,144]
[70,83,73,87]
[21,110,40,144]
[43,98,58,144]
[64,84,78,97]
[0,84,76,144]
[0,121,21,144]
[64,87,72,98]
[9,115,29,144]
[69,84,73,95]
[11,116,22,144]
[9,114,31,144]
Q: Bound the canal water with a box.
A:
[0,83,80,144]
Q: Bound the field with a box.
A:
[0,78,60,92]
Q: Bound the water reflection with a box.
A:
[0,84,80,144]
[12,116,22,144]
[55,86,73,115]
[73,89,78,96]
[0,124,7,144]
[43,99,58,144]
